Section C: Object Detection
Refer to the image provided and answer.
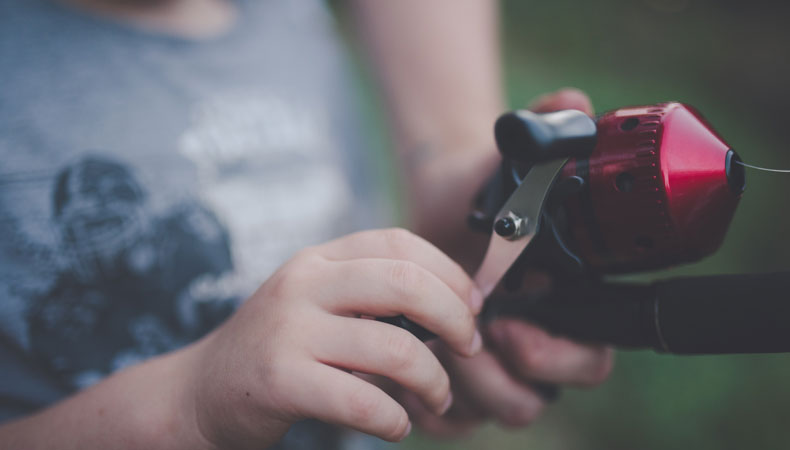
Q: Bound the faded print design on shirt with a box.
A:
[0,9,382,449]
[27,155,236,388]
[178,90,355,300]
[2,87,359,391]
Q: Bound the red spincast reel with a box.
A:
[395,101,790,355]
[558,102,744,273]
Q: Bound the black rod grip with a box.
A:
[487,284,660,349]
[491,272,790,355]
[653,272,790,354]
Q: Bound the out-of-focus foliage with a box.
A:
[502,0,790,280]
[332,1,790,449]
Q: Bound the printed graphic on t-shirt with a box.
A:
[6,156,237,388]
[177,91,356,298]
[0,88,362,395]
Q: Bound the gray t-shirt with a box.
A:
[0,0,388,447]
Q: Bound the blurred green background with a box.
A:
[334,0,790,449]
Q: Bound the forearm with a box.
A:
[0,346,210,450]
[351,0,505,254]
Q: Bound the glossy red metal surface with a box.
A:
[560,102,742,273]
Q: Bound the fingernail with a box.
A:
[470,288,484,314]
[439,392,453,415]
[400,421,412,440]
[469,330,483,355]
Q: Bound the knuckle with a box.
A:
[269,251,324,297]
[263,270,292,299]
[519,344,548,375]
[268,270,302,299]
[387,260,424,297]
[511,326,550,375]
[383,332,448,411]
[383,330,420,373]
[290,247,325,268]
[380,227,418,253]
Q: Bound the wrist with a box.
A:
[167,337,220,450]
[179,324,294,450]
[122,342,216,450]
[403,142,499,253]
[0,338,220,450]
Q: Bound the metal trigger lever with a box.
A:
[472,158,568,297]
[378,159,568,342]
[378,108,596,341]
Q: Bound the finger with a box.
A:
[315,228,483,313]
[399,389,481,438]
[528,87,594,116]
[353,371,461,423]
[312,316,452,415]
[316,258,481,357]
[423,342,488,422]
[438,348,545,428]
[442,391,486,423]
[486,319,614,387]
[290,362,412,442]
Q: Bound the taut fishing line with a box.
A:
[735,160,790,173]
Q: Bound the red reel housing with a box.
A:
[560,102,745,273]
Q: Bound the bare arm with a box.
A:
[351,2,614,435]
[350,0,505,256]
[0,349,209,450]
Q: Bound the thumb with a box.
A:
[528,88,594,116]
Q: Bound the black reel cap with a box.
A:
[494,109,598,163]
[725,149,746,195]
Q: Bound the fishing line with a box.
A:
[735,160,790,173]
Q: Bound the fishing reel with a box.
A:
[384,101,790,354]
[469,102,789,355]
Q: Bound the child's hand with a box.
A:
[186,228,483,449]
[394,88,614,437]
